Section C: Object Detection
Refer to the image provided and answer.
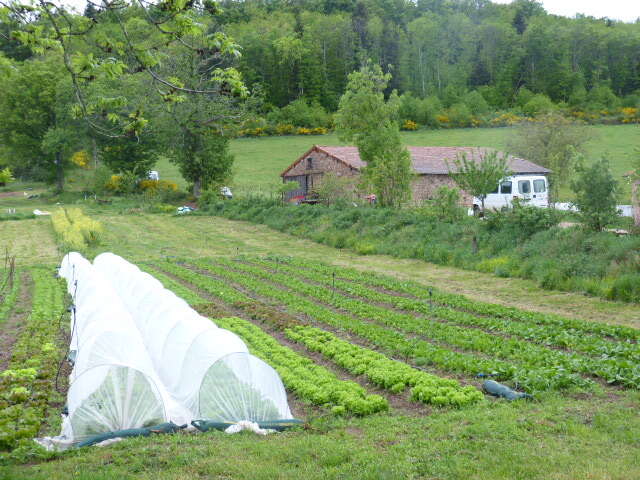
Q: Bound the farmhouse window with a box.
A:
[533,179,546,193]
[518,180,531,194]
[500,181,512,194]
[306,157,313,169]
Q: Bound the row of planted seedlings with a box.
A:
[0,269,67,452]
[180,257,624,392]
[249,257,640,362]
[214,257,640,390]
[272,256,639,342]
[0,268,21,328]
[156,258,575,393]
[145,263,389,415]
[149,260,485,409]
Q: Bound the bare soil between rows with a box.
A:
[0,271,33,371]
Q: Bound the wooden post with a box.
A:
[633,180,640,228]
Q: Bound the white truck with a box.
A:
[473,174,549,212]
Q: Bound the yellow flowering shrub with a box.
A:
[70,151,90,169]
[51,208,103,250]
[275,124,295,135]
[401,120,418,131]
[139,179,178,192]
[621,107,639,124]
[436,114,450,126]
[105,174,122,191]
[296,127,312,135]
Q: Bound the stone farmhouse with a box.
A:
[280,145,550,205]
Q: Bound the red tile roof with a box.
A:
[281,145,550,176]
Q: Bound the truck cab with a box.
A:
[475,174,549,211]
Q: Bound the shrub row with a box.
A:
[285,325,483,407]
[201,198,640,304]
[0,270,66,452]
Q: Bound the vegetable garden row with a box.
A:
[149,256,640,407]
[0,270,67,451]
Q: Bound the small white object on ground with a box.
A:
[95,438,125,447]
[33,209,51,216]
[224,421,275,436]
[34,436,74,452]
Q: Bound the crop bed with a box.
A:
[149,256,640,402]
[0,269,67,451]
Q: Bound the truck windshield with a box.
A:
[533,179,546,193]
[518,180,531,194]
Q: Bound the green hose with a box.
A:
[191,419,303,432]
[76,422,186,448]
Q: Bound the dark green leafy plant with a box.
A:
[571,155,619,231]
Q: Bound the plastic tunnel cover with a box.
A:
[68,365,167,443]
[199,352,292,423]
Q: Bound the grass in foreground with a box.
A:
[1,212,640,479]
[2,392,640,479]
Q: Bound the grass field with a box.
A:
[2,208,640,479]
[158,124,640,201]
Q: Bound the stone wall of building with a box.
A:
[283,149,360,198]
[283,150,474,206]
[411,174,473,206]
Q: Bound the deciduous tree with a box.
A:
[448,150,511,212]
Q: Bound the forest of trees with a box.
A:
[217,0,640,113]
[0,0,639,190]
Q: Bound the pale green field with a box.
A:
[152,124,640,200]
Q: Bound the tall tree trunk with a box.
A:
[91,138,99,169]
[55,151,64,193]
[193,177,202,198]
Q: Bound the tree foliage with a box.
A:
[448,150,511,211]
[571,156,619,232]
[335,62,412,207]
[508,114,589,201]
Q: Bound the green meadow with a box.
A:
[154,124,640,201]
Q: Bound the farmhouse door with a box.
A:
[284,175,308,200]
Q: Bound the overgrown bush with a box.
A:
[201,196,640,303]
[267,99,332,128]
[484,201,561,241]
[0,167,14,186]
[420,186,465,222]
[608,274,640,303]
[571,156,618,231]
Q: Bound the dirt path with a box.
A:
[0,271,32,371]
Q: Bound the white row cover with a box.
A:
[56,252,292,444]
